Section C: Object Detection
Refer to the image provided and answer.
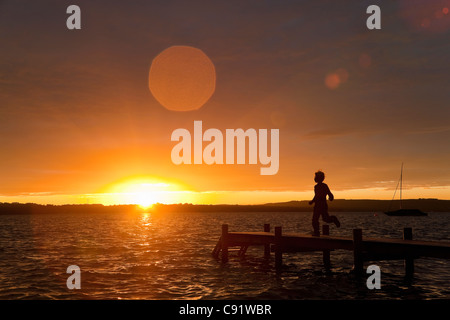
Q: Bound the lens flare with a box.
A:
[149,46,216,111]
[325,68,349,90]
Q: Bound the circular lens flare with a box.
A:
[149,46,216,111]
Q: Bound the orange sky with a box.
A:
[0,1,449,205]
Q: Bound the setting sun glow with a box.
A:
[98,177,189,209]
[117,182,161,209]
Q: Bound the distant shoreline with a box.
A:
[0,199,449,214]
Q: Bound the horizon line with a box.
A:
[1,197,447,207]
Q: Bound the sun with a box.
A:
[119,182,162,209]
[98,176,189,209]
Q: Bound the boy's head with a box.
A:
[314,170,325,183]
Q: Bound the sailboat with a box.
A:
[384,163,427,216]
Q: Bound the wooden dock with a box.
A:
[212,224,450,277]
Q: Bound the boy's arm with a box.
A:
[327,185,334,201]
[309,184,317,205]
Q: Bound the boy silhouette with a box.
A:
[309,170,340,236]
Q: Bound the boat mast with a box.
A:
[400,162,403,209]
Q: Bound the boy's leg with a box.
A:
[322,211,341,228]
[332,215,340,228]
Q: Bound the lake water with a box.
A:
[0,211,449,300]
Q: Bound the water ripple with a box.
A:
[0,211,449,299]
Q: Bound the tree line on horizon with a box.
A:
[0,199,449,214]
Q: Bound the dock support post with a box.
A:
[264,224,271,258]
[275,226,282,271]
[322,225,331,271]
[403,227,414,279]
[353,228,364,275]
[221,224,229,263]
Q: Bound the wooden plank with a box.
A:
[221,224,228,263]
[279,234,354,251]
[275,226,282,270]
[212,236,222,258]
[228,232,274,245]
[362,239,450,259]
[363,252,419,262]
[228,230,450,249]
[361,237,450,248]
[224,230,450,260]
[270,244,333,253]
[323,225,331,271]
